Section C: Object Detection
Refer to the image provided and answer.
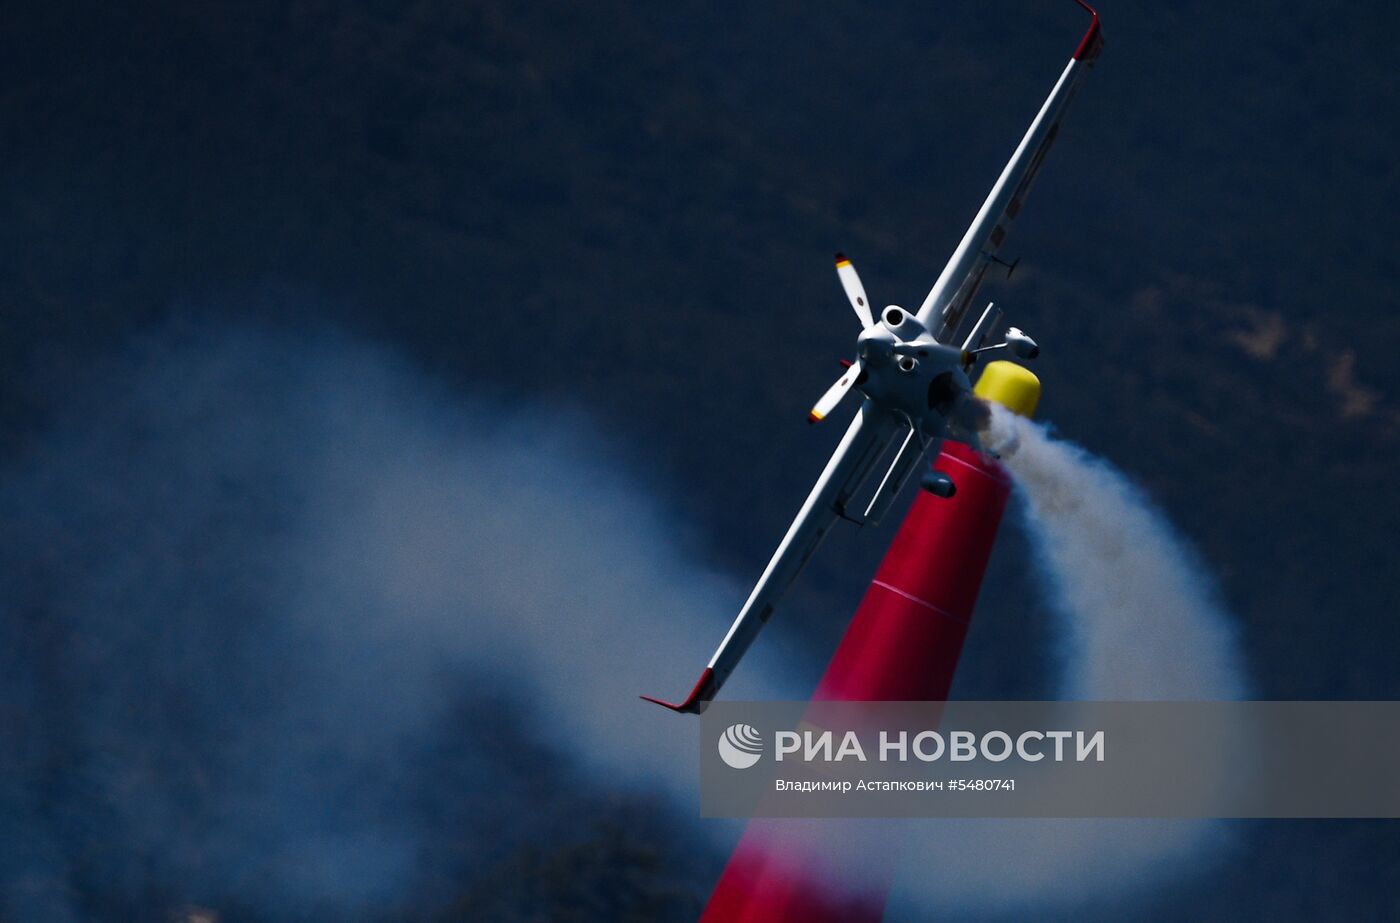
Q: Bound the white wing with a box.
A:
[916,0,1102,343]
[643,401,898,711]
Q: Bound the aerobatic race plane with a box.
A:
[644,0,1103,714]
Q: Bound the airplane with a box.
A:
[643,0,1102,714]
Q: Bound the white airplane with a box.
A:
[644,1,1102,713]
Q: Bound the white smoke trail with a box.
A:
[886,405,1249,917]
[986,404,1246,701]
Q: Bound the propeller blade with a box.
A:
[835,253,875,329]
[809,359,862,423]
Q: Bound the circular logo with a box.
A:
[718,723,764,769]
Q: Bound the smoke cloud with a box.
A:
[0,323,794,921]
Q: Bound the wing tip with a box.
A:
[640,668,716,715]
[1071,0,1103,62]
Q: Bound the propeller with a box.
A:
[809,359,862,423]
[834,253,875,328]
[809,253,878,423]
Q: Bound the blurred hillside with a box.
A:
[2,1,1398,919]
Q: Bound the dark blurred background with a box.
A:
[1,1,1397,920]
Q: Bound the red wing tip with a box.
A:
[1072,0,1103,61]
[640,668,716,715]
[639,694,696,713]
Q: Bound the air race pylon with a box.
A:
[698,361,1040,923]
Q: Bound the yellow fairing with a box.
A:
[974,360,1041,419]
